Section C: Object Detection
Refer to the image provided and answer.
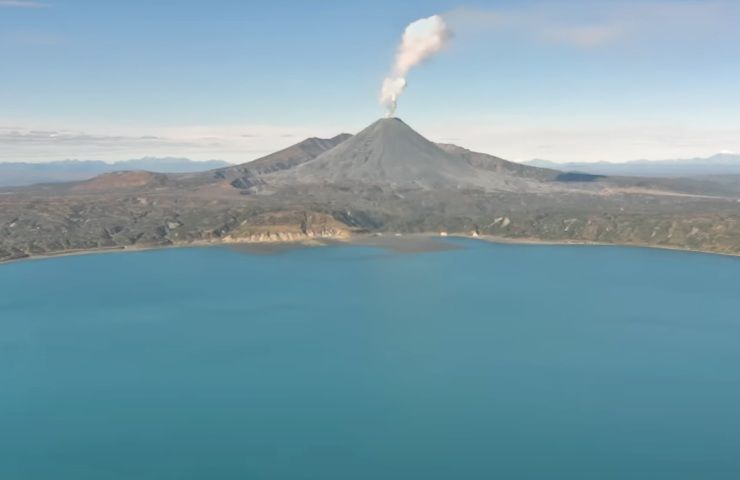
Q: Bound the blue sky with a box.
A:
[1,0,739,163]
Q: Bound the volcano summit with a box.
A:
[1,118,740,261]
[283,118,481,188]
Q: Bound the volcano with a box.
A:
[264,117,561,191]
[275,117,485,188]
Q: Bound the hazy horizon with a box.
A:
[1,138,736,166]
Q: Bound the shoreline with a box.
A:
[471,234,740,259]
[2,233,739,266]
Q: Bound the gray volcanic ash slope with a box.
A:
[2,117,740,261]
[436,143,559,182]
[276,118,483,188]
[226,133,351,177]
[191,133,352,190]
[267,118,568,194]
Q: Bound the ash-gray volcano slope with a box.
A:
[2,118,740,262]
[267,118,560,189]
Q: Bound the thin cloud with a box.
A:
[0,0,49,7]
[0,129,188,147]
[0,123,346,163]
[445,1,739,49]
[544,25,622,48]
[421,119,740,163]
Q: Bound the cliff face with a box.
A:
[221,212,351,243]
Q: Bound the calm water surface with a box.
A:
[1,240,740,479]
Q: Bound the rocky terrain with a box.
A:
[1,118,739,262]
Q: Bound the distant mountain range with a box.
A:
[525,153,740,177]
[0,157,232,187]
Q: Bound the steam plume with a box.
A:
[380,15,452,117]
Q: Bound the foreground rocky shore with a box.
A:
[3,185,739,263]
[3,211,740,264]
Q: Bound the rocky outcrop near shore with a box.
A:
[221,211,351,243]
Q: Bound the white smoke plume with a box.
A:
[380,15,452,117]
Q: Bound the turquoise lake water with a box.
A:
[1,240,740,479]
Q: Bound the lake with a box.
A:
[1,240,740,479]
